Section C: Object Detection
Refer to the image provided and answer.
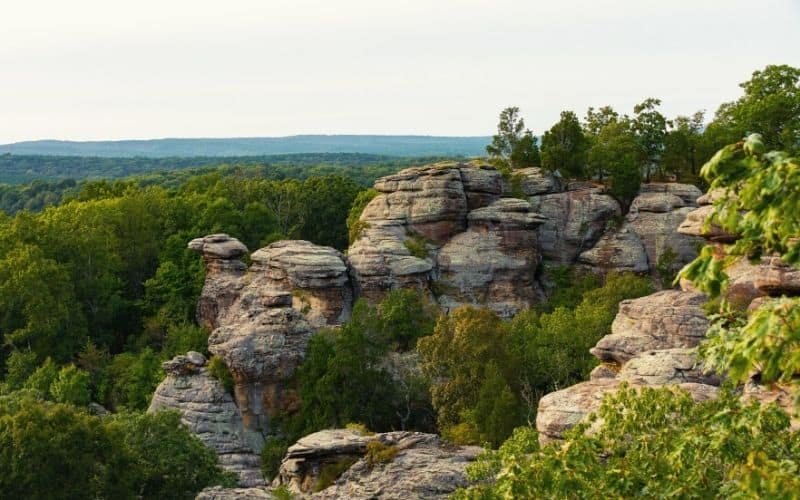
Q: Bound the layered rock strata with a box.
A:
[148,352,264,487]
[274,428,482,499]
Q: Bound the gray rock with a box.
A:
[618,348,720,386]
[249,240,354,328]
[149,355,265,487]
[590,290,709,363]
[577,227,649,273]
[436,199,546,317]
[511,167,563,196]
[196,487,273,499]
[273,429,481,499]
[189,234,249,330]
[529,186,621,263]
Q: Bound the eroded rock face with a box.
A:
[577,227,649,273]
[347,223,433,304]
[196,487,273,500]
[149,353,265,487]
[618,348,719,386]
[189,234,249,330]
[436,199,546,318]
[536,380,719,444]
[274,429,481,499]
[591,290,709,363]
[249,240,353,328]
[529,185,621,263]
[367,165,469,243]
[209,300,313,433]
[577,184,703,276]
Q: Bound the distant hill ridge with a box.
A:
[0,135,490,158]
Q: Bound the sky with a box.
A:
[1,0,799,143]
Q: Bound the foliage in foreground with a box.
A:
[455,386,800,499]
[0,395,234,499]
[418,272,652,448]
[679,133,800,407]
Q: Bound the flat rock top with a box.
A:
[285,428,375,458]
[189,234,249,259]
[250,240,348,273]
[467,198,547,227]
[639,183,703,205]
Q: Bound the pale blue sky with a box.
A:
[2,0,799,143]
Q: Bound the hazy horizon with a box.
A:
[3,0,799,143]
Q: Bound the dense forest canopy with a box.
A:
[0,64,798,497]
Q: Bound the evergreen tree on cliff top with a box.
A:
[540,110,588,178]
[486,107,541,170]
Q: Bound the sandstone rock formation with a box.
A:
[273,428,481,499]
[436,198,546,318]
[529,184,621,263]
[208,297,313,434]
[577,183,703,277]
[189,234,249,330]
[249,240,353,328]
[348,162,550,315]
[590,290,710,364]
[149,352,264,487]
[196,487,273,500]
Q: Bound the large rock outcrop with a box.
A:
[274,428,481,499]
[529,184,621,263]
[190,236,355,437]
[249,240,353,328]
[590,290,710,364]
[436,198,546,318]
[189,234,249,330]
[208,295,313,433]
[348,162,549,315]
[577,183,703,277]
[149,353,264,487]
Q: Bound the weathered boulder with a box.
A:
[511,167,563,196]
[722,255,800,307]
[208,300,313,434]
[625,186,703,274]
[618,348,719,386]
[274,429,481,499]
[196,487,273,500]
[249,240,353,328]
[436,199,546,317]
[536,379,719,444]
[638,182,703,206]
[528,185,621,263]
[577,227,649,273]
[590,290,710,364]
[149,353,264,487]
[578,184,703,276]
[367,165,468,243]
[347,223,433,304]
[741,381,800,431]
[189,234,249,330]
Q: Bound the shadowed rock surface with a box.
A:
[590,290,709,364]
[273,428,481,499]
[149,352,265,487]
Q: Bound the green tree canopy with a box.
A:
[540,111,588,178]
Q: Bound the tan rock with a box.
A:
[536,379,719,444]
[149,354,265,487]
[189,234,249,330]
[591,290,709,363]
[618,348,719,386]
[436,199,546,317]
[249,240,353,328]
[528,186,621,263]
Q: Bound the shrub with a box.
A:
[345,422,374,436]
[49,365,91,406]
[261,436,289,481]
[346,188,378,243]
[655,246,678,288]
[403,233,429,259]
[454,386,800,499]
[208,356,235,394]
[313,457,357,492]
[365,440,398,467]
